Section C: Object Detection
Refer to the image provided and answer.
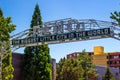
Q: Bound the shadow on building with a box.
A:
[96,66,120,80]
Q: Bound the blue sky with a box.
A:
[0,0,120,62]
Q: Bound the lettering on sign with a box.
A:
[12,28,111,46]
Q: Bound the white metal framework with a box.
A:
[10,18,120,51]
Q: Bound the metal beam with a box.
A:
[10,18,120,51]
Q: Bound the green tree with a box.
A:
[23,4,52,80]
[0,8,15,80]
[56,57,66,80]
[35,44,52,80]
[110,11,120,26]
[78,50,97,80]
[57,50,97,80]
[102,67,115,80]
[22,47,35,80]
[56,58,84,80]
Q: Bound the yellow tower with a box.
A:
[94,46,104,55]
[93,46,108,66]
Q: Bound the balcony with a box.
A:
[110,64,120,67]
[109,58,120,61]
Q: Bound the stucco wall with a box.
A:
[12,53,23,80]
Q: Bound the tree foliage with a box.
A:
[22,47,35,80]
[110,11,120,26]
[56,50,97,80]
[0,8,15,41]
[2,54,14,80]
[102,67,115,80]
[23,4,52,80]
[78,50,97,80]
[0,8,15,80]
[34,44,52,80]
[30,4,42,28]
[56,57,66,80]
[56,58,84,80]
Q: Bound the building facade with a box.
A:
[67,52,93,59]
[108,52,120,71]
[92,46,108,66]
[67,46,120,79]
[67,46,120,70]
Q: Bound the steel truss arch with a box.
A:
[10,18,120,51]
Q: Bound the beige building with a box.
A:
[92,46,108,66]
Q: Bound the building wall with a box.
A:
[108,52,120,68]
[67,46,120,68]
[67,46,107,66]
[92,46,108,66]
[96,66,120,80]
[108,52,120,73]
[52,59,56,80]
[12,53,23,80]
[67,52,93,59]
[92,54,108,66]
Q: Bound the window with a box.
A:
[113,56,119,59]
[77,53,79,56]
[111,61,116,64]
[69,55,72,57]
[73,54,76,57]
[116,61,119,64]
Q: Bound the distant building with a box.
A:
[67,46,120,71]
[93,46,120,73]
[67,52,93,59]
[107,52,120,72]
[67,46,120,80]
[92,46,108,66]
